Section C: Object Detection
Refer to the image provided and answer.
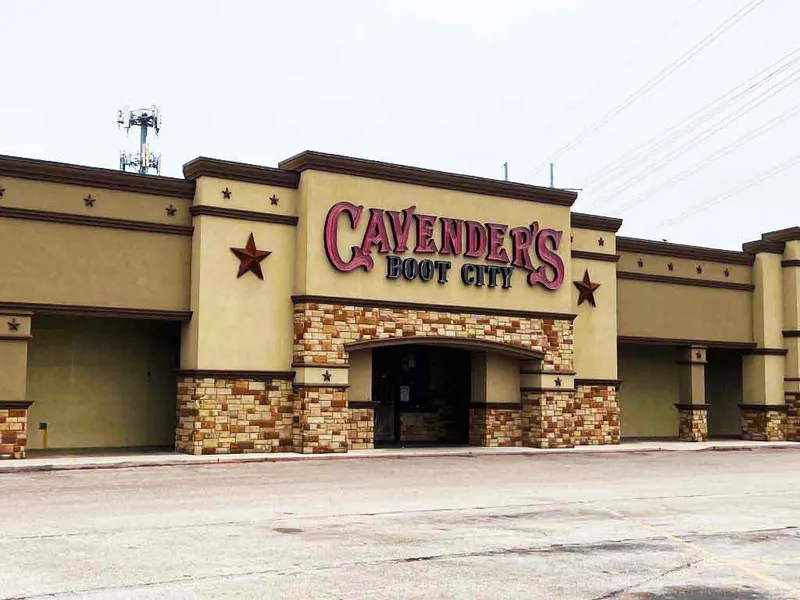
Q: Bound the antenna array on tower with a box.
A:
[117,105,162,175]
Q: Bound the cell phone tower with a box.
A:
[117,105,162,175]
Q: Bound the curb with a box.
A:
[1,443,798,474]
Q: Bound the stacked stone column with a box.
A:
[0,311,33,459]
[674,346,709,442]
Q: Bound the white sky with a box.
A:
[2,0,797,249]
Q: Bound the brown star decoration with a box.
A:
[222,187,232,199]
[230,233,271,279]
[165,204,177,217]
[322,370,332,382]
[7,318,20,332]
[574,270,601,307]
[84,194,96,207]
[270,194,279,206]
[0,185,5,198]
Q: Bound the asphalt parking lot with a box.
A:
[1,448,799,599]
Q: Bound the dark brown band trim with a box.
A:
[291,295,578,321]
[0,401,34,410]
[0,206,194,236]
[177,369,295,381]
[781,260,800,268]
[190,205,298,226]
[738,403,789,413]
[742,240,784,254]
[745,348,788,356]
[0,154,195,198]
[345,336,545,361]
[0,302,192,321]
[520,369,576,375]
[617,237,754,265]
[0,335,32,342]
[571,250,620,263]
[469,402,524,410]
[617,271,754,291]
[520,387,576,393]
[183,157,300,188]
[784,377,800,382]
[291,363,349,369]
[348,401,377,409]
[618,336,756,350]
[575,378,624,390]
[571,213,623,233]
[761,227,800,243]
[293,382,349,390]
[782,331,800,338]
[279,151,577,207]
[674,403,711,411]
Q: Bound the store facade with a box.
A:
[0,151,797,458]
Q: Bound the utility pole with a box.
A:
[503,162,509,182]
[549,162,555,188]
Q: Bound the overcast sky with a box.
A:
[2,0,797,249]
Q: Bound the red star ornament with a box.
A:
[230,233,271,279]
[574,270,601,307]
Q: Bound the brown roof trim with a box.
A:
[469,402,523,410]
[177,369,295,381]
[674,403,711,411]
[0,206,194,236]
[782,330,800,338]
[291,294,578,321]
[738,403,789,413]
[781,259,800,267]
[0,335,32,342]
[571,250,620,263]
[348,400,378,409]
[182,157,300,189]
[279,150,577,207]
[617,237,754,265]
[575,378,624,390]
[617,271,754,291]
[570,212,623,232]
[291,362,349,369]
[618,335,756,349]
[344,336,546,361]
[521,387,576,393]
[0,154,194,199]
[742,239,784,254]
[745,347,788,356]
[293,382,349,390]
[0,301,192,321]
[189,205,298,226]
[520,369,576,375]
[0,401,33,410]
[760,226,800,243]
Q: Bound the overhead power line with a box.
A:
[580,46,800,192]
[651,152,800,232]
[586,62,800,208]
[530,0,768,176]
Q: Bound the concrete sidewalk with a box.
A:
[1,439,797,473]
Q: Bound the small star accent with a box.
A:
[270,194,279,206]
[322,370,332,382]
[222,187,232,199]
[574,270,601,307]
[598,237,605,247]
[7,318,20,332]
[637,258,644,268]
[555,377,562,387]
[0,185,5,198]
[696,265,703,275]
[667,262,674,271]
[84,194,96,207]
[723,268,730,278]
[570,235,574,243]
[695,350,702,359]
[165,204,177,217]
[230,233,271,279]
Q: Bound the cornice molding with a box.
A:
[618,335,756,349]
[182,157,300,189]
[617,237,754,265]
[745,348,788,356]
[0,154,194,198]
[190,205,298,226]
[0,401,34,410]
[0,301,192,321]
[279,150,577,207]
[177,369,295,380]
[0,335,32,342]
[0,206,193,236]
[570,212,623,232]
[760,227,800,243]
[780,259,800,268]
[291,294,578,321]
[468,402,524,410]
[617,271,754,291]
[742,239,784,254]
[738,403,789,412]
[575,378,624,390]
[571,250,620,263]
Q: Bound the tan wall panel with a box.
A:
[706,350,743,437]
[349,349,372,402]
[618,344,680,438]
[295,171,573,314]
[742,354,785,405]
[0,343,28,400]
[617,252,752,285]
[194,176,298,215]
[26,316,179,450]
[0,219,191,311]
[486,353,521,404]
[1,177,192,226]
[183,216,295,371]
[471,352,488,404]
[571,227,616,254]
[752,253,783,347]
[573,259,617,378]
[617,279,752,342]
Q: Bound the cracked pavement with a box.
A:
[1,449,799,599]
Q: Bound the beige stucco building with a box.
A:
[0,151,797,458]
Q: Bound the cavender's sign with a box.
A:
[324,202,565,290]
